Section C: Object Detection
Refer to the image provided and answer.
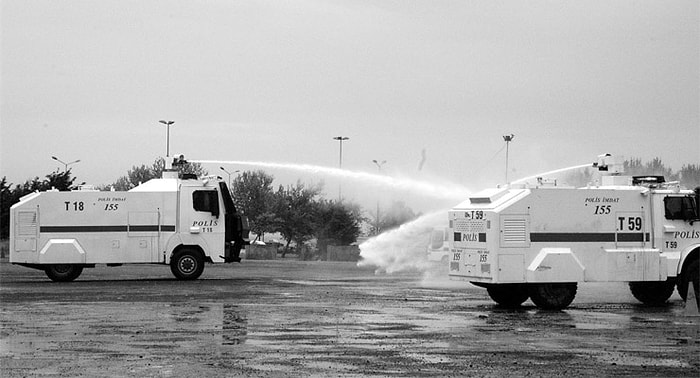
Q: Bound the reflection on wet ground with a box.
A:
[1,260,698,376]
[5,299,695,374]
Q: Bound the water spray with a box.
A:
[357,210,448,274]
[358,161,596,275]
[510,163,592,185]
[193,158,595,276]
[193,160,470,201]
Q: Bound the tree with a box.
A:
[561,168,595,187]
[0,177,13,240]
[45,170,78,191]
[623,157,677,180]
[377,200,418,233]
[624,158,645,176]
[174,158,207,177]
[231,170,276,241]
[272,182,323,257]
[0,170,78,239]
[680,164,700,188]
[314,199,365,246]
[111,157,207,190]
[563,157,687,187]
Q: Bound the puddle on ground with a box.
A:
[1,301,249,359]
[594,351,691,368]
[166,302,248,346]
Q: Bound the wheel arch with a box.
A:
[170,244,210,263]
[679,246,699,277]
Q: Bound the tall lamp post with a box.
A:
[219,167,239,189]
[372,159,386,235]
[333,136,349,200]
[503,134,514,184]
[159,120,175,157]
[51,156,81,172]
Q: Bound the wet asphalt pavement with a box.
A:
[1,258,698,377]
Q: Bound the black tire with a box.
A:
[486,284,529,308]
[45,264,83,282]
[170,249,205,280]
[528,283,577,310]
[677,257,699,308]
[629,280,675,306]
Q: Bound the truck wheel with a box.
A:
[629,280,675,306]
[528,283,577,310]
[170,249,204,280]
[486,284,529,308]
[45,264,83,282]
[677,258,699,307]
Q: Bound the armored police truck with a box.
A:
[448,154,700,309]
[10,157,249,281]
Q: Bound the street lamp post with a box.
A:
[503,134,514,184]
[372,159,386,235]
[51,156,81,172]
[219,167,239,189]
[333,136,349,200]
[159,120,175,157]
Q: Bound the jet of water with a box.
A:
[193,159,470,201]
[511,163,592,185]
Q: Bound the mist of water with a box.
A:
[193,160,470,201]
[357,210,447,274]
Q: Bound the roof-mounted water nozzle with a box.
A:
[171,154,187,168]
[161,154,187,179]
[593,154,631,186]
[593,154,623,175]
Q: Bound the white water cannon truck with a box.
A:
[448,154,700,310]
[9,155,250,281]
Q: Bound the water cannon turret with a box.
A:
[593,154,623,175]
[161,154,187,179]
[171,154,187,168]
[592,154,631,186]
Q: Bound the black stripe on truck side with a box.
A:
[40,225,176,233]
[530,232,649,242]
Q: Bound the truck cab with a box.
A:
[650,182,700,301]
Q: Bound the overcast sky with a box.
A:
[1,0,698,210]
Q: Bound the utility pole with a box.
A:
[333,136,349,200]
[51,156,80,172]
[503,134,514,184]
[372,159,386,235]
[159,120,175,157]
